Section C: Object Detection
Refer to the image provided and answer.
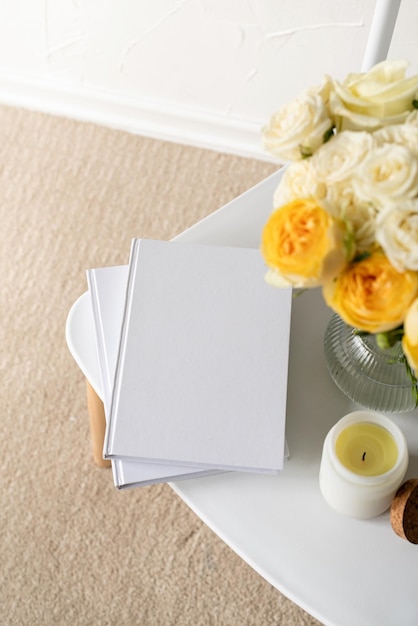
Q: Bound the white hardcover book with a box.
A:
[104,239,292,473]
[87,265,220,489]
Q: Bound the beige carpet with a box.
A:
[0,104,323,626]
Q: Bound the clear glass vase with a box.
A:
[324,314,418,413]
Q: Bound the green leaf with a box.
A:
[300,145,313,159]
[376,333,392,350]
[352,251,371,263]
[412,99,418,109]
[401,355,418,408]
[292,288,308,299]
[343,227,356,261]
[376,327,404,350]
[323,126,335,144]
[353,329,370,338]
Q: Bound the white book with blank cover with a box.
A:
[104,239,292,473]
[87,265,220,488]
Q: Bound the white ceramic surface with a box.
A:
[66,170,418,626]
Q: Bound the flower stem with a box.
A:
[403,356,418,408]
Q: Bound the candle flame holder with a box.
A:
[319,411,409,519]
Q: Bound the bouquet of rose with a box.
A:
[260,60,418,380]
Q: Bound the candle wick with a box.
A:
[362,452,366,462]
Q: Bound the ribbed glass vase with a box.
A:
[324,314,418,413]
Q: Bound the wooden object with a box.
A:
[390,479,418,543]
[86,380,111,468]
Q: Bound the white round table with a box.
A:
[66,170,418,626]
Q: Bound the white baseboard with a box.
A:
[0,72,271,161]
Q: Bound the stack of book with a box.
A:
[87,238,292,489]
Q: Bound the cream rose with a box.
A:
[352,144,418,209]
[261,198,348,288]
[310,130,376,185]
[262,88,333,162]
[373,123,418,157]
[405,109,418,125]
[402,298,418,376]
[273,161,327,207]
[328,60,418,131]
[376,200,418,271]
[326,183,377,253]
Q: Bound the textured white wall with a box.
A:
[0,1,417,158]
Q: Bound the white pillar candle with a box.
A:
[319,411,408,519]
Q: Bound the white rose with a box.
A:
[376,200,418,271]
[328,60,418,131]
[262,88,333,162]
[405,109,418,125]
[326,183,377,253]
[310,130,376,184]
[352,144,418,209]
[273,160,326,207]
[373,123,418,157]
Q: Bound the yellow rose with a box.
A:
[323,252,418,333]
[402,298,418,376]
[261,198,347,288]
[328,60,418,131]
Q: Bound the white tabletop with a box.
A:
[66,170,418,626]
